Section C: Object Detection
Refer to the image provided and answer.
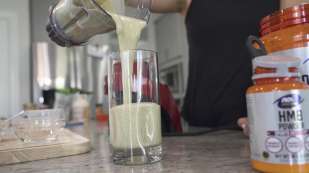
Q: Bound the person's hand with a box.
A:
[237,117,249,137]
[180,0,192,16]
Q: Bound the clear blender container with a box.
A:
[46,0,151,47]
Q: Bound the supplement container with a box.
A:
[260,3,309,84]
[247,56,309,173]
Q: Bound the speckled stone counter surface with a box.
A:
[0,122,258,173]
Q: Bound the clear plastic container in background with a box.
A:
[11,109,65,143]
[72,93,91,123]
[108,49,162,165]
[0,118,10,142]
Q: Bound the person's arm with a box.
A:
[127,0,190,14]
[151,0,189,13]
[281,0,309,9]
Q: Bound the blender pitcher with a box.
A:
[46,0,152,47]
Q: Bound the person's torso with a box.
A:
[182,0,280,127]
[186,0,279,54]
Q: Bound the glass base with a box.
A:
[112,145,162,165]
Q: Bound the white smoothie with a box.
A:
[110,103,162,149]
[110,14,146,104]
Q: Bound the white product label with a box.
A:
[247,90,309,164]
[271,47,309,84]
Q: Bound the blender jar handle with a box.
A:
[246,35,268,59]
[127,0,152,22]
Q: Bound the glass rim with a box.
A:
[109,49,157,56]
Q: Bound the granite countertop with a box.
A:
[0,122,258,173]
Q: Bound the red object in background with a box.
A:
[160,84,183,132]
[96,106,108,123]
[113,62,150,93]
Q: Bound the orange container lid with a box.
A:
[260,3,309,36]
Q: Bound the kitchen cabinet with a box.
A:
[0,0,30,117]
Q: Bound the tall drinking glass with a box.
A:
[108,49,162,165]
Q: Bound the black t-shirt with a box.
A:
[182,0,279,128]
